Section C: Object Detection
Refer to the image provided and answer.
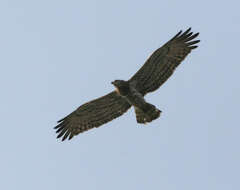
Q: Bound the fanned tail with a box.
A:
[134,103,161,124]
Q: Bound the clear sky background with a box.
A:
[0,0,239,190]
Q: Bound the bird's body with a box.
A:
[54,28,200,141]
[112,80,144,107]
[112,80,161,123]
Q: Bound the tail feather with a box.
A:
[134,104,161,124]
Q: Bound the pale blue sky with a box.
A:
[0,0,239,190]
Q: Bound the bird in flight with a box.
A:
[54,28,200,141]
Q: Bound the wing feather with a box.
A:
[130,28,200,95]
[54,91,131,141]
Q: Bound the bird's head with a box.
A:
[111,80,129,95]
[111,80,126,88]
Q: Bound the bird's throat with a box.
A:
[115,87,120,95]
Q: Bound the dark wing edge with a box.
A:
[129,27,200,95]
[54,91,131,141]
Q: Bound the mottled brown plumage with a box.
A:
[54,28,200,141]
[55,91,131,141]
[130,27,199,95]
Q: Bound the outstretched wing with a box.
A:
[54,91,131,141]
[130,28,200,95]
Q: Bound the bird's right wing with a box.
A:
[54,91,131,141]
[130,28,200,95]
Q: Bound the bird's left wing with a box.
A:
[54,91,131,141]
[130,28,200,95]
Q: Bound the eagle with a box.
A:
[54,28,200,141]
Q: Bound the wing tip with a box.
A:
[186,27,192,33]
[62,133,69,141]
[54,121,72,141]
[171,27,200,42]
[177,28,200,47]
[190,45,198,49]
[56,130,72,141]
[56,133,63,139]
[170,30,182,41]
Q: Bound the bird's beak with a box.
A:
[111,81,115,85]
